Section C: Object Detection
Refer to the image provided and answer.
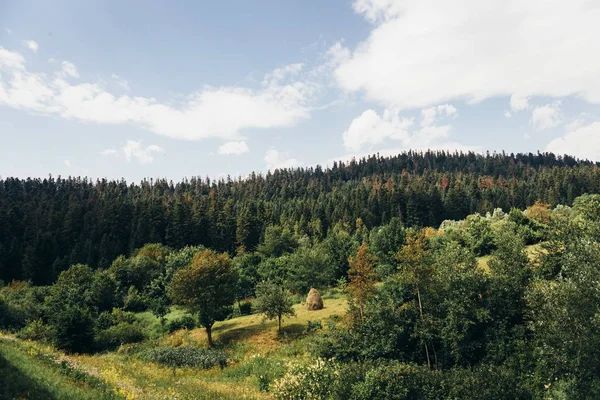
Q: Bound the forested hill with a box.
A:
[1,150,599,284]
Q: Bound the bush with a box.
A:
[48,305,96,353]
[350,362,429,400]
[271,358,340,399]
[167,315,197,333]
[123,286,148,312]
[17,318,51,341]
[95,322,146,350]
[239,301,252,315]
[139,346,228,370]
[305,320,322,333]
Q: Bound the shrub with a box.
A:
[271,358,340,399]
[305,320,322,333]
[167,315,197,333]
[17,318,51,341]
[139,346,228,370]
[123,286,148,312]
[350,362,427,400]
[95,322,146,350]
[239,301,252,315]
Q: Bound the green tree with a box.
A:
[397,230,435,369]
[170,250,238,347]
[254,280,296,333]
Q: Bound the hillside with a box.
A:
[1,151,600,285]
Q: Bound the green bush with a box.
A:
[239,301,253,315]
[95,322,146,350]
[123,286,148,312]
[167,315,197,333]
[271,358,340,399]
[17,318,51,341]
[305,320,322,333]
[139,346,228,370]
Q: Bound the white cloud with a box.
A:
[64,160,71,168]
[420,104,456,127]
[262,63,303,86]
[264,147,301,171]
[22,40,38,53]
[504,111,512,119]
[111,73,130,91]
[510,95,529,112]
[343,104,460,152]
[343,108,413,151]
[546,121,600,161]
[61,61,79,78]
[101,149,118,156]
[530,102,562,131]
[218,141,249,155]
[335,0,600,110]
[0,49,316,141]
[564,113,590,132]
[102,140,164,164]
[5,28,12,35]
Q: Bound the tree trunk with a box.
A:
[417,288,431,369]
[206,324,213,347]
[278,314,282,333]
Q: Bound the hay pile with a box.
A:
[306,288,323,310]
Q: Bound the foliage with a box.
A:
[254,281,296,333]
[167,315,197,333]
[170,249,238,346]
[346,242,377,318]
[139,346,228,370]
[17,318,52,341]
[95,322,146,350]
[271,358,340,400]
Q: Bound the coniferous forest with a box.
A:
[1,151,598,284]
[1,150,600,399]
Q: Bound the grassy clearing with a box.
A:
[62,297,348,399]
[0,337,121,400]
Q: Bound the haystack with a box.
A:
[306,288,323,310]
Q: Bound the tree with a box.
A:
[45,264,96,352]
[346,242,377,319]
[170,250,237,347]
[396,230,435,369]
[254,280,296,333]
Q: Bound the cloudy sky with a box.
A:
[1,0,599,181]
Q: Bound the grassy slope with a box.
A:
[69,296,348,400]
[0,337,121,400]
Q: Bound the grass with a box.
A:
[0,337,121,400]
[1,296,348,400]
[477,242,545,272]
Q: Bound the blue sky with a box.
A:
[1,0,599,182]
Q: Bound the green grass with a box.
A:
[477,242,545,272]
[0,337,121,400]
[1,297,348,399]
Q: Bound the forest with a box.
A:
[1,151,600,399]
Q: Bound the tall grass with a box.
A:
[0,338,122,400]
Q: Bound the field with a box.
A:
[1,295,347,400]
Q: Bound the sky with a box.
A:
[1,0,600,182]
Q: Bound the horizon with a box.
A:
[0,149,596,184]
